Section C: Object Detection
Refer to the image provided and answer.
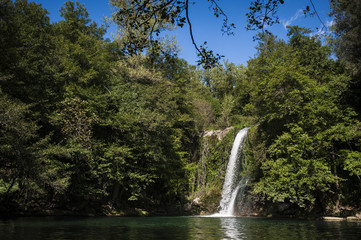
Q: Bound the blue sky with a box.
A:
[32,0,333,66]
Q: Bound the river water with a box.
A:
[1,216,361,239]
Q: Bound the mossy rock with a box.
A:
[199,188,222,214]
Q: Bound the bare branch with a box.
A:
[208,0,235,35]
[309,0,327,31]
[185,0,202,57]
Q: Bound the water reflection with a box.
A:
[220,217,245,240]
[1,216,361,240]
[188,217,222,240]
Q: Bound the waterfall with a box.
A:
[214,127,249,217]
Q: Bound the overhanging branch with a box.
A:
[185,0,203,58]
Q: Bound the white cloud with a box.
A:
[313,27,326,36]
[310,19,335,37]
[281,9,304,29]
[326,19,335,28]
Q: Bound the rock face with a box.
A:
[201,127,234,141]
[192,197,202,205]
[188,127,236,215]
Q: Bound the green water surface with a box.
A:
[1,216,361,239]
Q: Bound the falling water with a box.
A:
[214,127,249,217]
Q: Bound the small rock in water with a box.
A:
[347,216,360,221]
[323,217,346,221]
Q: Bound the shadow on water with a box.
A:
[1,216,361,239]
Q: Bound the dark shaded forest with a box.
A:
[0,0,360,217]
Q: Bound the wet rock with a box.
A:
[347,216,360,221]
[323,217,346,221]
[184,203,192,212]
[201,127,233,141]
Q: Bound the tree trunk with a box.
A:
[334,164,341,212]
[5,177,16,196]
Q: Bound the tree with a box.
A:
[98,54,199,208]
[0,0,56,109]
[247,27,361,210]
[109,0,237,68]
[43,1,119,209]
[53,1,117,91]
[219,94,235,128]
[0,91,41,210]
[0,0,62,212]
[330,0,361,112]
[109,0,326,68]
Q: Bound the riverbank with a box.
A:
[0,203,193,218]
[2,205,361,222]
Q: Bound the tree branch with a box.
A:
[309,0,327,31]
[208,0,235,35]
[185,0,203,58]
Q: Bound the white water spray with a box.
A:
[214,127,249,217]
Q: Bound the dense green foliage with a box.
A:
[0,0,360,216]
[330,0,361,112]
[0,0,226,215]
[245,27,361,212]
